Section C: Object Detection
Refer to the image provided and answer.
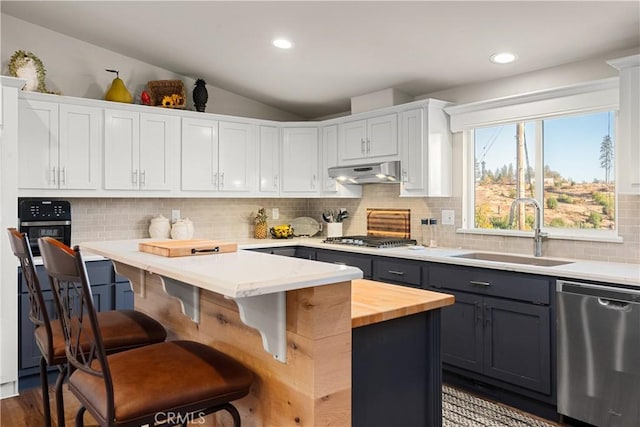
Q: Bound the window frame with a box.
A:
[448,78,622,242]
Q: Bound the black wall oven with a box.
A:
[18,199,71,256]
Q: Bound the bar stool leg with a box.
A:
[40,357,52,427]
[223,404,241,427]
[55,364,67,427]
[75,406,86,427]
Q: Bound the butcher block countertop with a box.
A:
[351,279,454,328]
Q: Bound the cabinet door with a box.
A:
[320,125,339,193]
[281,127,319,193]
[339,119,367,162]
[366,113,398,158]
[18,99,59,189]
[181,117,219,191]
[440,291,484,373]
[59,104,101,190]
[400,108,424,192]
[104,109,139,190]
[483,297,551,394]
[259,125,280,193]
[19,292,58,369]
[139,113,177,191]
[114,281,134,310]
[316,251,372,278]
[218,121,257,192]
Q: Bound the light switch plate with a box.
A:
[272,208,279,220]
[171,209,180,223]
[442,210,455,225]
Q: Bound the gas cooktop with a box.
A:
[323,235,417,249]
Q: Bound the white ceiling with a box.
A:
[2,1,639,118]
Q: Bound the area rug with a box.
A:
[443,385,558,427]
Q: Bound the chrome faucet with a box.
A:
[509,198,548,257]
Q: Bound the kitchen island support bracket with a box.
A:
[235,292,287,363]
[159,276,201,323]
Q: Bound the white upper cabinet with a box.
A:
[104,109,177,191]
[399,101,452,197]
[181,117,219,191]
[338,113,398,164]
[19,99,101,190]
[218,121,257,193]
[320,125,362,197]
[281,127,319,194]
[259,125,280,194]
[181,118,257,194]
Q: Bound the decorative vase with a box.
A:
[193,79,208,112]
[149,214,171,239]
[254,222,268,239]
[171,219,194,240]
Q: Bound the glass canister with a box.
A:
[420,218,430,247]
[428,218,438,247]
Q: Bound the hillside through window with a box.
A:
[473,111,616,233]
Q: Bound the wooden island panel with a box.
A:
[120,262,352,427]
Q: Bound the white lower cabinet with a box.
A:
[104,109,177,191]
[181,117,257,194]
[18,99,101,190]
[281,127,319,194]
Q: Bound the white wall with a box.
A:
[1,14,302,121]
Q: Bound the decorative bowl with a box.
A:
[270,225,294,239]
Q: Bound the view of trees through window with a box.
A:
[474,111,615,231]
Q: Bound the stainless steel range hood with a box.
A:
[328,160,401,184]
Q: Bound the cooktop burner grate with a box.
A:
[323,235,417,248]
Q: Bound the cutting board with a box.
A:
[139,239,237,257]
[366,208,411,239]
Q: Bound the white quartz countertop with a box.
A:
[80,239,363,298]
[238,237,640,287]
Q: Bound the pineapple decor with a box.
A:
[254,208,268,239]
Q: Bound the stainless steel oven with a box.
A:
[18,199,71,256]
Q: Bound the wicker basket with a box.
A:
[146,80,186,109]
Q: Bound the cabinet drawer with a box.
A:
[373,258,421,287]
[295,247,317,260]
[316,251,372,278]
[427,264,550,304]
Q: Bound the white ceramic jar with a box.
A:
[148,214,171,239]
[171,218,194,240]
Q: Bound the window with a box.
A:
[472,111,616,234]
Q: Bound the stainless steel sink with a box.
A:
[452,252,573,267]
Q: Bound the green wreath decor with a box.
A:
[8,50,56,93]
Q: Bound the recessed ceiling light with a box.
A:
[273,38,293,49]
[490,52,517,64]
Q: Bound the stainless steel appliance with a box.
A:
[323,235,416,248]
[557,280,640,427]
[328,160,401,184]
[18,199,71,256]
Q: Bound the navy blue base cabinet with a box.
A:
[353,310,443,427]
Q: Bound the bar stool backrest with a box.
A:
[38,237,115,419]
[7,228,55,360]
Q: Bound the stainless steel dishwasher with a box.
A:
[557,280,640,427]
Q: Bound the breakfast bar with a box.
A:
[80,239,454,427]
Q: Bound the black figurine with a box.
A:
[193,79,208,112]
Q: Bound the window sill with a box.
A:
[456,227,624,244]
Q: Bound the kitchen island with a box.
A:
[80,239,454,427]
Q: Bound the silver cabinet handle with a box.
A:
[388,270,405,275]
[311,174,316,189]
[140,170,146,185]
[220,172,225,188]
[470,280,491,287]
[273,174,278,188]
[367,138,371,155]
[361,138,366,154]
[50,166,57,185]
[132,170,138,185]
[60,167,66,185]
[212,172,218,186]
[475,302,482,324]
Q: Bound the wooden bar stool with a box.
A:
[37,237,254,427]
[7,229,167,427]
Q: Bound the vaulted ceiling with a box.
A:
[3,1,639,118]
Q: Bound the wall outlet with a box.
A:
[272,208,279,220]
[171,209,180,223]
[442,210,455,225]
